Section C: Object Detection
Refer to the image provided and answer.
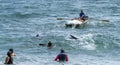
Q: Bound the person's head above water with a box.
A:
[48,41,52,47]
[36,34,39,37]
[81,10,83,13]
[9,48,13,53]
[60,49,64,53]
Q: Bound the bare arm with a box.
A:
[12,53,16,56]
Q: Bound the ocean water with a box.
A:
[0,0,120,65]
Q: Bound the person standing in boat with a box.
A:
[54,49,68,62]
[79,10,88,21]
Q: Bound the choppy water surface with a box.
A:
[0,0,120,65]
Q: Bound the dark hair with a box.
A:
[36,34,39,37]
[81,10,83,13]
[7,52,11,57]
[48,41,52,47]
[61,49,64,53]
[9,49,13,53]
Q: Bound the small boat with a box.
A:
[65,19,88,28]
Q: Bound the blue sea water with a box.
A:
[0,0,120,65]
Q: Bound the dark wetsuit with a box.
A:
[79,12,85,18]
[79,12,88,21]
[55,53,68,62]
[7,57,13,64]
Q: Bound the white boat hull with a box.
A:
[65,20,88,28]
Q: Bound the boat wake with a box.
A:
[66,33,96,50]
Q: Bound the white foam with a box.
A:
[66,20,82,24]
[67,33,96,50]
[77,33,96,50]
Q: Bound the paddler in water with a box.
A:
[36,34,39,37]
[39,41,53,48]
[47,41,52,48]
[54,49,68,62]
